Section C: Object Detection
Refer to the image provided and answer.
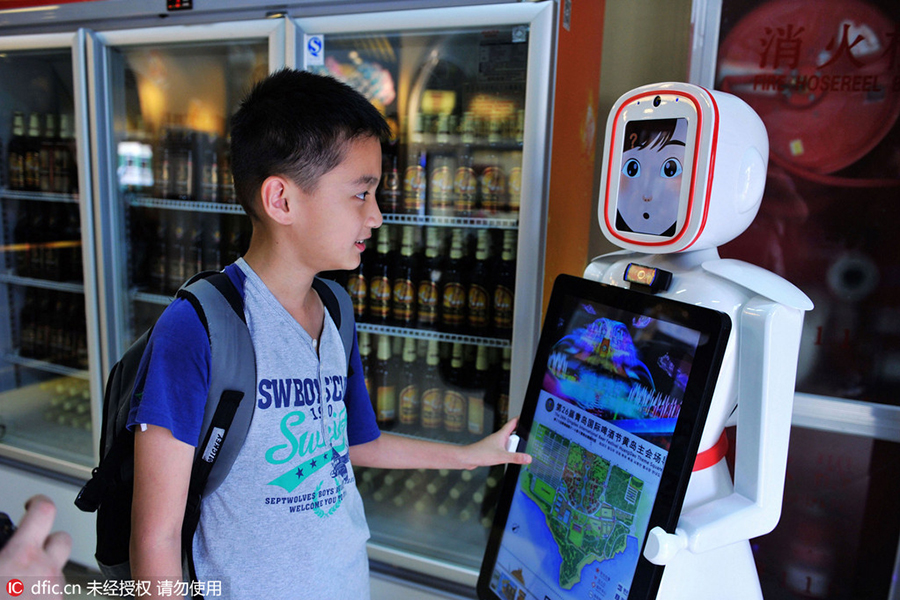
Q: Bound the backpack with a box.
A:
[75,270,355,582]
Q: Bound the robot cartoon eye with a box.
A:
[660,158,682,178]
[623,158,641,178]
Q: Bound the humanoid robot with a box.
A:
[584,82,813,599]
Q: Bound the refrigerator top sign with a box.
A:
[166,0,192,11]
[305,34,324,66]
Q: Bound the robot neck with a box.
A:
[654,247,720,270]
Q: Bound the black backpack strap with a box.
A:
[312,276,355,369]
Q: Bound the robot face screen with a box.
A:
[616,118,689,237]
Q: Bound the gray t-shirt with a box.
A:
[192,259,371,598]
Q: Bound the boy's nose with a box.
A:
[367,199,383,229]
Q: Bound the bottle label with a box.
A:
[403,165,425,212]
[9,152,24,189]
[479,166,507,212]
[399,384,420,425]
[442,282,467,326]
[467,395,485,435]
[417,281,439,324]
[467,284,491,329]
[429,165,453,209]
[369,276,392,319]
[453,166,477,212]
[392,279,416,322]
[347,274,368,318]
[443,390,466,432]
[377,385,396,422]
[493,285,514,330]
[508,167,522,211]
[421,388,443,429]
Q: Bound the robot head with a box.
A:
[598,82,769,253]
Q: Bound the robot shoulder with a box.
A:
[584,250,640,282]
[701,258,813,311]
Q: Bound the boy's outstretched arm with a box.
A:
[348,418,532,471]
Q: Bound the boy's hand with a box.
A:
[460,418,532,470]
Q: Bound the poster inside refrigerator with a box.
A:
[0,33,97,475]
[293,3,553,579]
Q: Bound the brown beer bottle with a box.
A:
[391,226,418,326]
[467,345,492,438]
[397,337,421,432]
[491,230,516,338]
[442,342,467,439]
[467,229,492,334]
[440,228,467,332]
[416,228,442,328]
[374,335,397,430]
[8,112,27,190]
[358,331,375,403]
[367,225,392,324]
[419,340,444,433]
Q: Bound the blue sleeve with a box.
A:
[126,297,211,447]
[345,325,380,446]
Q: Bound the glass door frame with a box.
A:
[86,18,287,380]
[0,29,101,478]
[289,2,555,585]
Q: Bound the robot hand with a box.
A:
[643,526,689,565]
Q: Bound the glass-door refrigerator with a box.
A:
[87,19,285,367]
[0,31,101,480]
[289,3,554,589]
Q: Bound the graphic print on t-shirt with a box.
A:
[260,373,353,517]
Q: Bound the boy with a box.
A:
[128,69,530,599]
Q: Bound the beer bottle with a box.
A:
[416,227,442,328]
[24,113,42,191]
[8,112,27,190]
[478,117,507,214]
[42,203,63,281]
[153,127,172,199]
[148,211,168,293]
[166,210,190,294]
[346,250,368,322]
[391,226,418,326]
[55,115,75,194]
[454,152,477,217]
[494,347,512,430]
[397,337,420,432]
[18,289,37,358]
[440,228,467,331]
[13,200,31,276]
[442,343,467,439]
[202,213,223,272]
[467,345,493,438]
[219,135,236,204]
[28,197,47,277]
[188,212,204,276]
[379,154,401,214]
[428,114,455,216]
[491,230,516,337]
[171,125,195,201]
[199,133,220,203]
[420,340,444,432]
[358,331,375,405]
[367,225,393,324]
[403,114,427,215]
[39,114,56,193]
[467,229,492,334]
[374,335,397,430]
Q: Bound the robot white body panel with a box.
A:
[586,82,812,599]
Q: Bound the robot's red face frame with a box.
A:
[603,88,719,253]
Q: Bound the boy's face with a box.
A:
[291,135,383,273]
[615,119,687,237]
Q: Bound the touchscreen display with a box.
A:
[483,288,713,600]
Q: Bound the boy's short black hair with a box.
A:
[230,68,391,220]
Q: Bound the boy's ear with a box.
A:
[259,175,296,225]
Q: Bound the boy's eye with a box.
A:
[355,191,370,200]
[622,158,641,178]
[661,158,682,178]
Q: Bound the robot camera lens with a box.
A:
[653,96,661,107]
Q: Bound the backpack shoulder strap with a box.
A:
[177,272,256,496]
[312,276,355,368]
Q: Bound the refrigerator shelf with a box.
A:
[358,322,511,348]
[0,273,85,294]
[2,352,90,380]
[127,195,245,215]
[0,189,79,203]
[382,212,518,230]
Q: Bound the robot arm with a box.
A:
[645,296,807,564]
